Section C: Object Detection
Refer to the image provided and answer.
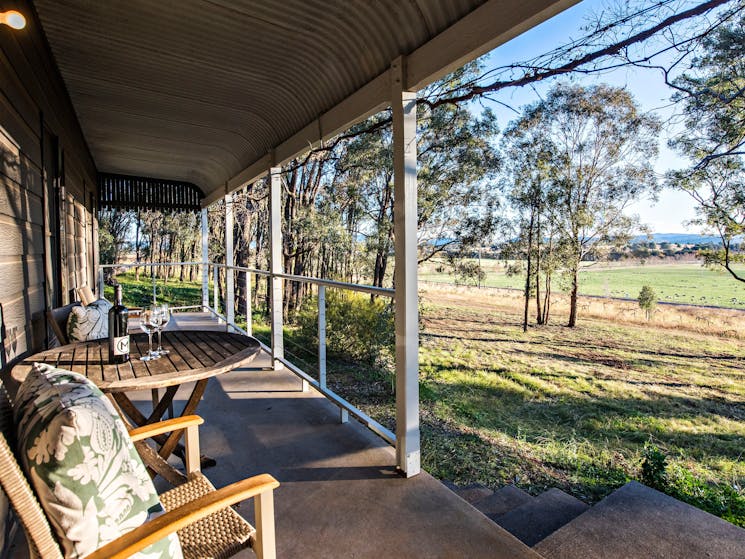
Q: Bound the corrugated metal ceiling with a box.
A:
[31,0,561,203]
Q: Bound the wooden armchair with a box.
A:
[0,381,279,559]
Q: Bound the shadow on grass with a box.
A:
[421,364,745,458]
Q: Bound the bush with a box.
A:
[296,290,394,367]
[638,285,657,320]
[640,444,668,490]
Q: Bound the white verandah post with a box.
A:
[391,56,420,477]
[269,166,284,367]
[225,192,235,329]
[201,208,209,311]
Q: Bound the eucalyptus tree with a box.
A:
[98,209,133,265]
[501,124,565,329]
[334,62,501,289]
[512,83,659,327]
[667,13,745,284]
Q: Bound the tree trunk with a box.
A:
[568,262,579,327]
[523,212,534,333]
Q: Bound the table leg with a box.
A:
[156,379,207,461]
[112,381,217,478]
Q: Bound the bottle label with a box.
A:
[113,335,130,356]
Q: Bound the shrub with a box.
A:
[296,290,394,367]
[640,444,668,490]
[638,285,657,320]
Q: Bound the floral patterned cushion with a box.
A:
[66,299,112,342]
[14,364,183,559]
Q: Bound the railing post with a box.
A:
[201,208,209,311]
[318,286,326,389]
[391,56,420,477]
[213,266,220,322]
[245,271,252,336]
[269,166,284,368]
[225,193,235,331]
[151,265,157,303]
[97,267,105,299]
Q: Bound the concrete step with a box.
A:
[453,482,494,505]
[534,481,745,559]
[496,488,590,546]
[476,485,534,520]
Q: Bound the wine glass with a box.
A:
[155,303,171,355]
[139,306,162,361]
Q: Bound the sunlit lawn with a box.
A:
[411,288,745,525]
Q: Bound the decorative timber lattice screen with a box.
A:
[98,173,203,213]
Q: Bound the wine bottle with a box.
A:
[108,284,130,363]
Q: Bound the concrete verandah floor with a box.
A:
[134,314,540,558]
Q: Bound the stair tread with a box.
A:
[454,483,493,505]
[534,481,745,559]
[475,485,534,519]
[496,488,589,547]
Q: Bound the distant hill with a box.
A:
[632,233,726,245]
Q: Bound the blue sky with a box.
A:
[481,0,701,233]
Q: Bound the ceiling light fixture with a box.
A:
[1,10,26,29]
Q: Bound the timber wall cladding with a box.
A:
[0,1,97,367]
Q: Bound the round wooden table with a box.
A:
[12,330,261,484]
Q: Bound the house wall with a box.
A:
[0,0,97,368]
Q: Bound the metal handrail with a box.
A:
[96,260,397,446]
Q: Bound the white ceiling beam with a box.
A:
[213,0,578,205]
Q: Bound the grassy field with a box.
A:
[420,259,745,309]
[419,287,745,525]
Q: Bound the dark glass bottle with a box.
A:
[108,285,130,363]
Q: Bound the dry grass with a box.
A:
[426,284,745,339]
[409,284,745,524]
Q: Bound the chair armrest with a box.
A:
[84,473,280,559]
[128,415,204,442]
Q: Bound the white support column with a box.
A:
[269,167,284,367]
[225,193,235,330]
[201,208,209,311]
[391,56,420,477]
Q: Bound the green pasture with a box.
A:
[103,270,203,308]
[414,294,745,526]
[420,260,745,309]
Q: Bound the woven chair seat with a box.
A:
[161,473,256,559]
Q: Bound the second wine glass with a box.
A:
[155,303,171,355]
[139,306,162,361]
